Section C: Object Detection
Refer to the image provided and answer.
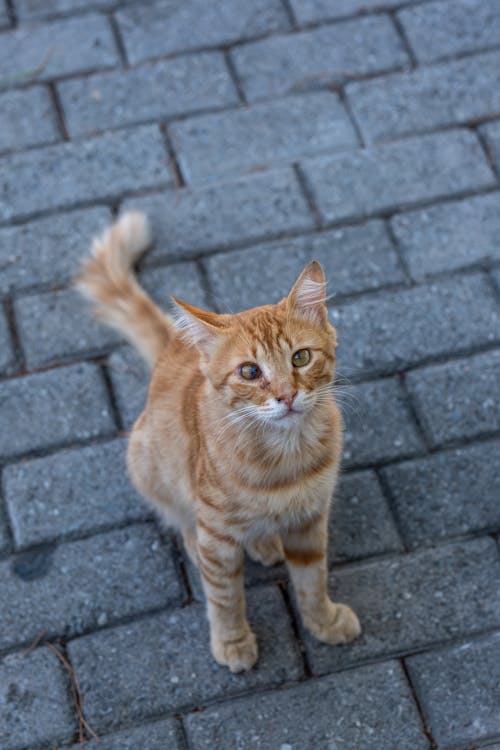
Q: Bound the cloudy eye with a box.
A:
[239,363,261,380]
[292,349,311,367]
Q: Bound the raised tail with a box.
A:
[76,211,175,368]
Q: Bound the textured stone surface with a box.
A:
[64,719,185,750]
[290,0,405,23]
[0,308,16,375]
[3,439,148,548]
[232,16,408,101]
[170,92,358,183]
[0,506,11,556]
[407,633,500,749]
[406,349,500,447]
[108,345,149,429]
[301,130,495,223]
[0,86,59,154]
[0,0,9,27]
[481,120,500,172]
[58,52,238,137]
[15,0,116,18]
[140,260,209,310]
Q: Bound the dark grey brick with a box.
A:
[300,537,500,674]
[186,660,427,750]
[205,220,404,312]
[0,207,111,295]
[65,719,184,750]
[0,125,170,223]
[391,193,500,280]
[331,273,500,378]
[290,0,405,23]
[407,633,500,750]
[481,120,500,172]
[347,51,500,143]
[122,169,315,263]
[3,439,148,548]
[170,92,358,184]
[0,506,10,556]
[69,586,303,731]
[108,345,149,430]
[0,308,15,375]
[232,16,408,101]
[58,53,238,138]
[0,14,118,88]
[116,0,289,63]
[0,363,114,460]
[382,440,500,548]
[406,350,500,448]
[0,86,59,154]
[398,0,500,63]
[0,524,181,651]
[301,130,495,224]
[0,648,75,750]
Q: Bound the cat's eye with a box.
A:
[292,349,311,367]
[239,363,261,380]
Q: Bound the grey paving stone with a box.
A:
[0,505,11,556]
[406,350,500,448]
[58,52,238,138]
[122,169,315,263]
[347,51,500,143]
[205,220,404,312]
[0,13,118,89]
[14,287,122,368]
[0,648,75,750]
[0,0,9,27]
[0,206,111,295]
[481,120,500,173]
[116,0,289,63]
[232,15,408,101]
[398,0,500,63]
[3,438,148,548]
[382,439,500,548]
[0,125,170,223]
[331,273,500,378]
[299,537,500,674]
[16,0,117,18]
[0,307,16,375]
[301,129,496,224]
[391,193,500,280]
[64,718,184,750]
[407,633,500,750]
[0,363,114,460]
[0,86,59,154]
[140,260,209,310]
[290,0,406,23]
[68,586,303,731]
[185,660,428,750]
[0,524,181,651]
[171,92,358,184]
[108,345,149,430]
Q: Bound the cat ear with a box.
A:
[287,260,328,325]
[171,297,229,355]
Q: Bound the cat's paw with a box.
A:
[211,629,258,673]
[246,535,284,567]
[306,602,361,645]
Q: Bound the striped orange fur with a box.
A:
[77,212,361,672]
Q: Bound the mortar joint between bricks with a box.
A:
[374,468,410,554]
[337,87,366,148]
[385,218,414,286]
[280,0,299,28]
[160,123,186,190]
[278,581,313,679]
[107,11,129,68]
[99,362,124,433]
[389,10,418,69]
[47,82,70,141]
[475,126,500,183]
[3,297,26,374]
[398,372,431,453]
[293,163,322,228]
[399,657,438,750]
[223,48,248,105]
[4,0,17,26]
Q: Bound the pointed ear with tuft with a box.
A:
[171,297,230,355]
[287,260,328,325]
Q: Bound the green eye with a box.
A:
[239,363,261,380]
[292,349,311,367]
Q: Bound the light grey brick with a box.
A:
[0,308,15,375]
[116,0,289,64]
[108,346,149,430]
[186,661,427,750]
[123,169,315,263]
[0,86,59,154]
[290,0,406,24]
[14,287,122,368]
[205,220,404,311]
[382,440,500,547]
[0,524,181,651]
[3,439,148,548]
[0,207,111,295]
[65,719,184,750]
[300,537,500,674]
[347,51,500,143]
[16,0,117,18]
[58,52,238,138]
[171,92,357,184]
[407,633,500,750]
[398,0,500,63]
[391,193,500,280]
[406,350,500,448]
[69,586,303,731]
[481,120,500,173]
[331,273,500,378]
[0,14,118,88]
[232,16,408,101]
[0,363,114,460]
[0,648,75,750]
[301,130,495,223]
[0,125,170,223]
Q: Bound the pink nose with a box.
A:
[276,392,297,409]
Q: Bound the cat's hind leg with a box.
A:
[245,534,284,567]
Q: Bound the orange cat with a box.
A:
[77,212,361,672]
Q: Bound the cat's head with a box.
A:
[173,261,336,428]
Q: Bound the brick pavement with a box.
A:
[0,1,499,748]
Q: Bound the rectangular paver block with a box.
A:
[108,345,149,430]
[16,0,116,18]
[64,718,185,750]
[0,86,59,154]
[290,0,405,23]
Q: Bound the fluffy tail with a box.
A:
[76,211,174,368]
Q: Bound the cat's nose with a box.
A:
[276,391,297,409]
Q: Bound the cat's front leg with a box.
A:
[196,516,257,673]
[283,513,361,645]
